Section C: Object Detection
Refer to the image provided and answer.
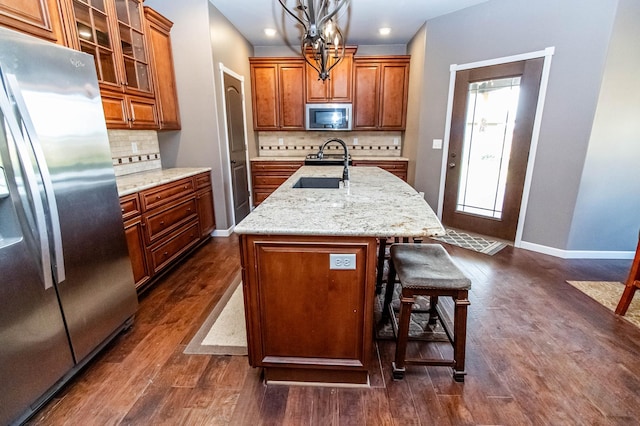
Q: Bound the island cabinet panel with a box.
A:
[241,235,378,385]
[119,171,213,293]
[250,160,302,206]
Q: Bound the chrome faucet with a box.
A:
[318,138,350,185]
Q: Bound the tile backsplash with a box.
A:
[258,131,403,157]
[108,130,162,176]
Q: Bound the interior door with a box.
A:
[224,73,250,224]
[442,59,543,241]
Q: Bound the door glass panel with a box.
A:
[124,57,137,88]
[73,3,93,41]
[98,48,118,84]
[119,24,133,56]
[128,0,142,31]
[136,63,150,92]
[115,0,129,24]
[91,0,105,12]
[456,77,521,219]
[132,31,145,61]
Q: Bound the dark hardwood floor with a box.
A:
[28,234,640,425]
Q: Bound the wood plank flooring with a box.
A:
[28,235,640,425]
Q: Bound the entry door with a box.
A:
[442,59,543,241]
[223,73,250,223]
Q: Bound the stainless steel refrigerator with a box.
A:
[0,28,138,424]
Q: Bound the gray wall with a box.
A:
[413,0,632,252]
[404,24,427,186]
[568,0,640,251]
[144,0,255,231]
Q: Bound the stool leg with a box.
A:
[428,295,439,327]
[615,283,638,315]
[452,292,470,382]
[375,238,388,295]
[392,293,414,380]
[380,255,397,324]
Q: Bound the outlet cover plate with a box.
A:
[330,253,356,270]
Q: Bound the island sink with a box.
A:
[292,176,342,188]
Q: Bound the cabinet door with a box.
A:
[101,90,129,128]
[114,0,152,95]
[250,62,279,130]
[196,189,215,238]
[71,0,121,88]
[379,62,409,129]
[144,6,180,130]
[353,63,380,129]
[305,47,355,103]
[124,216,151,288]
[128,94,158,129]
[0,0,66,43]
[278,63,305,129]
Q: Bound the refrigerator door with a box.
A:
[0,84,75,426]
[0,29,137,361]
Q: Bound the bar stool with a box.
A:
[380,243,471,382]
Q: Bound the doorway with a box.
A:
[222,68,251,224]
[442,58,544,241]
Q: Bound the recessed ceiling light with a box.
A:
[379,27,391,36]
[264,28,277,37]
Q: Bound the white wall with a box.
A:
[144,0,254,231]
[568,0,640,251]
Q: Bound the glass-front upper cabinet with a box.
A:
[73,0,118,85]
[71,0,151,94]
[114,0,150,92]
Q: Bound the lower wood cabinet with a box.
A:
[119,171,214,292]
[250,159,407,206]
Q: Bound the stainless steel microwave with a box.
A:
[305,103,352,131]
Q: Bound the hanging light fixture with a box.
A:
[278,0,351,81]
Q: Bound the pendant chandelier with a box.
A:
[278,0,351,81]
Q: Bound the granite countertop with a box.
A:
[251,156,409,162]
[115,167,211,196]
[234,166,444,238]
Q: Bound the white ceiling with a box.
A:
[209,0,488,47]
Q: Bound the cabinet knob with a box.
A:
[156,195,161,199]
[163,251,168,256]
[160,221,165,226]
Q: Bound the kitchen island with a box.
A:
[234,166,444,385]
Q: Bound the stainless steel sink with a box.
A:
[292,177,342,188]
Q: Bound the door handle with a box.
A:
[449,162,456,169]
[5,73,66,284]
[230,160,237,164]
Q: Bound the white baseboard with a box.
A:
[211,226,234,237]
[518,241,634,260]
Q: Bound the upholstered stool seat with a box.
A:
[380,243,471,382]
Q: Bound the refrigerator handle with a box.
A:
[5,73,66,284]
[0,73,54,290]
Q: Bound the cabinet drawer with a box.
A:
[195,172,211,189]
[120,193,141,221]
[144,196,198,244]
[252,175,291,187]
[140,177,195,211]
[148,221,200,274]
[251,161,302,172]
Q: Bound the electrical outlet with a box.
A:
[278,138,284,145]
[131,142,138,153]
[433,139,443,149]
[353,137,358,145]
[393,137,399,145]
[330,253,356,270]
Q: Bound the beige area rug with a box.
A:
[184,275,247,355]
[566,281,640,328]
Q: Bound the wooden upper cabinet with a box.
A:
[0,0,68,44]
[250,58,305,131]
[353,56,410,130]
[305,47,356,103]
[144,6,180,130]
[68,0,158,129]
